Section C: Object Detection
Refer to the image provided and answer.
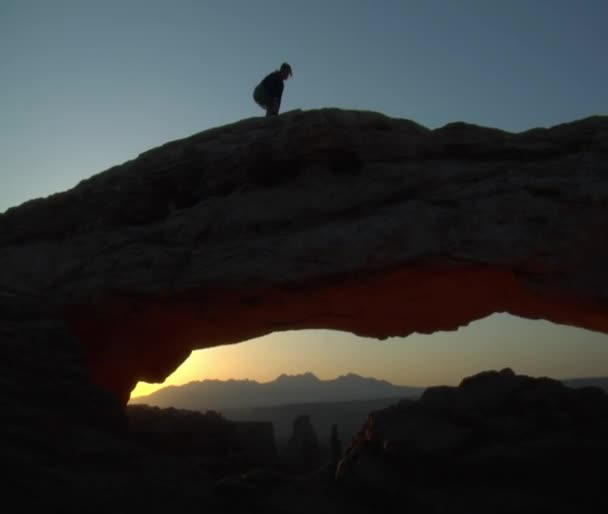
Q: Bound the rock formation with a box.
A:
[337,368,608,512]
[127,404,277,469]
[1,109,608,512]
[283,414,323,472]
[1,109,607,403]
[330,423,342,463]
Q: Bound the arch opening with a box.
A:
[128,315,608,403]
[71,261,608,403]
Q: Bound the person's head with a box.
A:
[280,62,293,80]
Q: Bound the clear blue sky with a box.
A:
[2,0,607,212]
[2,1,607,392]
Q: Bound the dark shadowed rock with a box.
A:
[283,414,323,473]
[330,423,342,463]
[337,368,608,512]
[127,404,277,473]
[1,110,608,512]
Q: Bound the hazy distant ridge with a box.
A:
[130,372,608,412]
[129,372,425,410]
[562,377,608,391]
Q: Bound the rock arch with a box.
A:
[1,109,607,402]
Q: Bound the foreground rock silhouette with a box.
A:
[126,404,277,467]
[337,368,608,512]
[1,110,608,512]
[1,109,607,402]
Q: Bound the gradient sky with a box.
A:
[1,1,607,397]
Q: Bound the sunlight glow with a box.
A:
[129,313,608,400]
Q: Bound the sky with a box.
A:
[130,315,608,397]
[1,1,607,398]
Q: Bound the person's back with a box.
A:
[253,62,293,116]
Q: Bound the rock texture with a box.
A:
[1,109,608,404]
[4,109,608,513]
[337,368,608,512]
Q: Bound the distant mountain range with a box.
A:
[129,372,426,410]
[129,372,608,448]
[562,376,608,391]
[130,372,608,412]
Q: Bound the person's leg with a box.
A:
[253,85,268,112]
[266,98,279,116]
[255,85,281,116]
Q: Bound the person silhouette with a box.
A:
[253,62,293,116]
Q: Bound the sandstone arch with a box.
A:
[1,109,607,402]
